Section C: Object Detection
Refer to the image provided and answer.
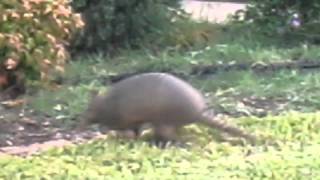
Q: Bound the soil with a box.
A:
[0,100,103,156]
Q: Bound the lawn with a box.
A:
[1,21,320,179]
[1,112,320,179]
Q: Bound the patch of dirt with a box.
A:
[212,95,289,118]
[191,59,320,75]
[103,60,320,85]
[0,101,103,156]
[240,96,289,116]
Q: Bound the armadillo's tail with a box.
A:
[201,115,257,144]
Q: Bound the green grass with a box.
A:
[29,67,320,122]
[13,21,320,179]
[1,112,320,179]
[61,23,320,76]
[27,22,320,119]
[189,69,320,115]
[79,43,320,75]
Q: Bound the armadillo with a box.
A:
[78,72,256,144]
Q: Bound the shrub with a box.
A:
[0,0,83,91]
[234,0,320,38]
[70,0,182,55]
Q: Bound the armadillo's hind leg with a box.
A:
[117,127,141,139]
[152,125,180,148]
[132,127,141,137]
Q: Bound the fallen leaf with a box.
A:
[20,117,40,127]
[1,98,26,108]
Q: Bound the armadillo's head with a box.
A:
[76,92,104,131]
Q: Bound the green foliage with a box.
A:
[70,0,183,54]
[30,81,105,127]
[0,0,83,84]
[193,69,320,116]
[234,0,320,39]
[1,112,320,179]
[29,26,320,121]
[30,63,320,127]
[159,20,220,50]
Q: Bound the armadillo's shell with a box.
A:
[91,72,207,129]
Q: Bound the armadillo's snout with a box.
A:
[75,117,90,132]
